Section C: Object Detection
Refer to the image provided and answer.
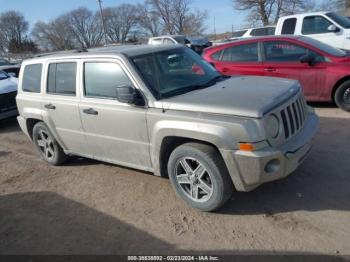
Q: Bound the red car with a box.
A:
[202,35,350,111]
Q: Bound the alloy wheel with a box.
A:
[174,157,213,202]
[343,87,350,105]
[36,129,55,160]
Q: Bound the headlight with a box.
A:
[265,114,280,139]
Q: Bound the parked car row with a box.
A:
[2,11,348,212]
[148,35,212,54]
[217,11,350,52]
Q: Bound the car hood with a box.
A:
[0,77,18,95]
[158,76,300,118]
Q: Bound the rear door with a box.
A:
[42,60,89,155]
[213,42,264,76]
[261,40,327,99]
[78,58,152,170]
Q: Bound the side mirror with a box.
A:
[300,53,316,66]
[116,85,139,104]
[328,24,339,33]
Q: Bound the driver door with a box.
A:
[262,40,327,99]
[78,58,152,170]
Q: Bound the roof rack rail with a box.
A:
[33,48,88,58]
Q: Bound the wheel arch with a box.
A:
[158,136,226,179]
[26,118,42,140]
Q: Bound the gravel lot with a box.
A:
[0,104,349,256]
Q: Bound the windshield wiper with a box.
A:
[162,75,230,98]
[202,74,230,87]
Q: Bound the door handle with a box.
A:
[44,103,56,110]
[264,67,276,72]
[222,68,229,73]
[83,108,98,115]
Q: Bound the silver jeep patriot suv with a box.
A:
[16,45,319,211]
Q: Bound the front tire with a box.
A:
[32,122,68,165]
[167,143,233,212]
[335,81,350,112]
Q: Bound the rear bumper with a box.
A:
[221,110,319,192]
[17,116,30,138]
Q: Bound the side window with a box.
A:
[22,64,42,93]
[47,62,76,95]
[264,41,324,62]
[84,62,133,99]
[151,38,163,45]
[250,27,275,36]
[281,18,297,34]
[164,38,175,44]
[221,43,259,62]
[211,50,222,61]
[302,16,333,35]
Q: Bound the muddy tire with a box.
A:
[167,142,233,212]
[335,81,350,112]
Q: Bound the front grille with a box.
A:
[0,91,17,112]
[280,94,307,139]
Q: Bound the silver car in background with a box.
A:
[0,71,18,120]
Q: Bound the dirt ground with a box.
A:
[0,104,349,256]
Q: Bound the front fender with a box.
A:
[150,120,240,176]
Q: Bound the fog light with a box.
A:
[264,159,280,173]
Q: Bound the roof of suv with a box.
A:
[26,44,183,62]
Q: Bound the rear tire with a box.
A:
[334,81,350,112]
[167,142,233,212]
[32,122,68,165]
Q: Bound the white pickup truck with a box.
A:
[275,12,350,50]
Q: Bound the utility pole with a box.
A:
[97,0,108,45]
[214,16,216,41]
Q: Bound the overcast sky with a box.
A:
[0,0,248,34]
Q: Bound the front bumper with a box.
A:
[221,110,319,192]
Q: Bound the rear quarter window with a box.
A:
[211,50,222,61]
[47,62,76,95]
[281,18,297,34]
[22,64,42,93]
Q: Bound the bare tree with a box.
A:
[66,7,103,48]
[232,0,315,26]
[103,4,139,43]
[148,0,207,35]
[137,3,163,36]
[31,16,76,51]
[0,11,29,52]
[182,9,208,35]
[319,0,350,14]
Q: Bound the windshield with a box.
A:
[299,36,346,56]
[131,47,221,99]
[326,12,350,29]
[232,30,247,37]
[0,71,9,80]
